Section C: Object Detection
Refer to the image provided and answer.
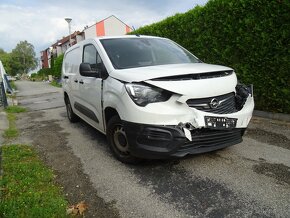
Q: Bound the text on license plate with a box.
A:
[205,116,237,129]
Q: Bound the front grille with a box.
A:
[186,92,237,114]
[179,128,243,151]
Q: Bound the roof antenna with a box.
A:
[132,26,140,37]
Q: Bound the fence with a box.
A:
[0,81,8,108]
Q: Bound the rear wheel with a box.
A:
[106,116,141,164]
[65,96,79,123]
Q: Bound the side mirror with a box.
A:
[79,63,100,77]
[97,63,109,79]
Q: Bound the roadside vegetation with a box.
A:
[9,81,16,90]
[0,105,69,217]
[5,105,26,113]
[0,145,68,217]
[3,113,18,138]
[0,41,37,76]
[30,54,64,82]
[50,80,62,88]
[3,106,26,139]
[131,0,289,114]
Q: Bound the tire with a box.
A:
[106,116,141,164]
[65,96,79,123]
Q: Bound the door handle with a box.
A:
[74,80,78,83]
[79,80,84,84]
[63,76,69,79]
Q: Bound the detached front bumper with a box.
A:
[124,121,245,159]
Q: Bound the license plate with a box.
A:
[205,116,237,129]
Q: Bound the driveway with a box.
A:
[15,80,290,217]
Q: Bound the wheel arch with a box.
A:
[104,107,119,126]
[64,91,69,102]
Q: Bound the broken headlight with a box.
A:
[235,83,253,110]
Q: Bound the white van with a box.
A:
[62,35,254,163]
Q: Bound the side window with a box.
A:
[83,44,104,73]
[83,44,97,71]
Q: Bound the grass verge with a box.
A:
[3,106,26,139]
[0,144,68,217]
[3,113,18,138]
[9,81,17,90]
[5,105,26,114]
[50,80,62,88]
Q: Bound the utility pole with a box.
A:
[65,18,72,46]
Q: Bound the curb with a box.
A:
[0,111,9,146]
[253,110,290,122]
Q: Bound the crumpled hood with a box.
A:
[109,63,233,83]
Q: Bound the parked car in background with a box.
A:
[6,75,16,81]
[62,35,254,163]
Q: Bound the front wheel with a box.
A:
[65,97,79,123]
[106,116,141,164]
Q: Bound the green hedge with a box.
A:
[131,0,290,113]
[31,68,52,80]
[53,54,64,78]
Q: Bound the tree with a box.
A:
[0,49,13,75]
[0,48,5,55]
[11,41,38,75]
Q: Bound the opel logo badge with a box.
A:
[209,98,219,109]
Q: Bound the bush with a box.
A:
[32,68,53,81]
[32,54,64,80]
[131,0,290,113]
[52,54,64,78]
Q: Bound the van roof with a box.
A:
[93,35,163,40]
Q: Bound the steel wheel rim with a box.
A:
[113,125,129,155]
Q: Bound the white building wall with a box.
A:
[84,25,96,39]
[104,16,126,36]
[47,50,51,68]
[60,41,70,55]
[76,34,84,43]
[56,46,62,56]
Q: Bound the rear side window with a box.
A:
[83,44,103,72]
[63,47,80,74]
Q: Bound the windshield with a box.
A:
[100,38,201,69]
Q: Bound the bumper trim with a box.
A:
[123,121,245,159]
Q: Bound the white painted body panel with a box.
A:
[146,73,237,99]
[110,63,233,83]
[62,36,254,134]
[105,78,254,128]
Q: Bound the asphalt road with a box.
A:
[15,80,64,111]
[15,80,290,217]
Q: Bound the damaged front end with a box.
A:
[236,83,253,110]
[178,82,254,154]
[123,83,254,159]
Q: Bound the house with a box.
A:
[41,31,84,69]
[84,15,132,38]
[41,15,132,69]
[41,48,50,69]
[51,31,85,58]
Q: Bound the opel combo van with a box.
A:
[62,35,254,163]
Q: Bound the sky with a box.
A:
[0,0,208,57]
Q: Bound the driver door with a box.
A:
[78,44,104,132]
